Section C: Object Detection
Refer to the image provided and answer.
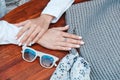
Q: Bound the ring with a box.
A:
[64,38,67,42]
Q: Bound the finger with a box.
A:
[56,42,80,48]
[62,38,83,45]
[19,26,36,44]
[25,29,40,45]
[14,20,29,27]
[62,32,82,40]
[53,25,69,31]
[61,37,85,45]
[16,23,30,39]
[68,38,85,45]
[53,46,71,51]
[32,29,45,43]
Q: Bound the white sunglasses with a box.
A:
[21,46,59,68]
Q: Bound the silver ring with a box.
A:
[64,38,67,42]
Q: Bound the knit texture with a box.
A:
[65,0,120,80]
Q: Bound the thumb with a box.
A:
[14,20,29,27]
[53,25,69,31]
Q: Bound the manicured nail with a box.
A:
[81,41,85,45]
[68,48,71,50]
[76,45,80,48]
[79,36,82,39]
[65,25,69,27]
[28,43,32,46]
[19,43,22,46]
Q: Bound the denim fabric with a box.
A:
[0,0,6,18]
[0,0,30,18]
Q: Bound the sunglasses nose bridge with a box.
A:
[37,51,44,57]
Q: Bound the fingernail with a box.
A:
[68,48,71,50]
[19,43,22,46]
[81,41,85,45]
[76,45,80,48]
[65,25,69,27]
[28,43,32,46]
[79,36,82,39]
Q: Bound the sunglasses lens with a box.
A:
[41,55,54,68]
[24,49,36,62]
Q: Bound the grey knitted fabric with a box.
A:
[65,0,120,80]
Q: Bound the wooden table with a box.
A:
[0,0,88,80]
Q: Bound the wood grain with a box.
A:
[0,0,88,80]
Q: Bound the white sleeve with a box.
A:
[0,21,20,45]
[41,0,74,23]
[0,21,33,46]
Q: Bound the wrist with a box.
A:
[37,39,43,46]
[39,14,54,23]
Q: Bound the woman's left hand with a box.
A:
[37,26,84,51]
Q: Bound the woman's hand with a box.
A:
[37,26,84,51]
[15,14,54,46]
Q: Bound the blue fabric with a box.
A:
[0,0,30,18]
[0,0,6,18]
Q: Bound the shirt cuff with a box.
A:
[41,0,74,23]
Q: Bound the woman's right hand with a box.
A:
[37,26,85,51]
[15,14,54,46]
